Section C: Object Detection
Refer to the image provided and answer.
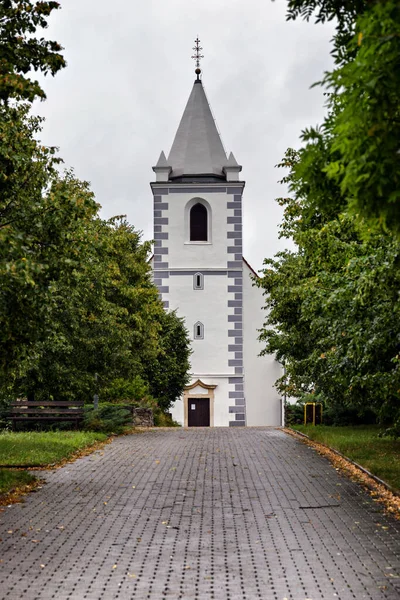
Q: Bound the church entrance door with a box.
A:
[188,398,210,427]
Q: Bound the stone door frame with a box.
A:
[184,379,217,427]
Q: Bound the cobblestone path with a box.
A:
[0,428,399,600]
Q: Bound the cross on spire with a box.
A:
[191,37,204,80]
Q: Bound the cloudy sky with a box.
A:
[34,0,335,271]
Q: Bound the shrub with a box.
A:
[83,403,131,434]
[153,410,180,427]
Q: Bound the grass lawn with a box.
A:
[0,430,107,467]
[293,425,400,492]
[0,469,36,494]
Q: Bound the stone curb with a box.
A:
[286,427,400,498]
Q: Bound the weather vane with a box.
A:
[191,37,204,80]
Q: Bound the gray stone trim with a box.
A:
[154,232,169,240]
[152,188,169,195]
[153,271,169,278]
[227,191,244,421]
[235,413,246,420]
[157,247,169,255]
[170,270,228,276]
[235,398,245,406]
[158,286,169,294]
[153,279,163,286]
[154,225,162,233]
[226,188,244,195]
[168,187,226,194]
[229,406,245,413]
[154,217,169,225]
[154,210,162,218]
[228,330,240,337]
[228,314,242,322]
[157,203,169,210]
[154,196,162,203]
[156,262,169,269]
[229,420,245,427]
[228,359,242,367]
[163,300,169,309]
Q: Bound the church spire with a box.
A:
[152,39,242,182]
[166,39,230,179]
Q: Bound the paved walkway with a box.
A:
[0,428,399,600]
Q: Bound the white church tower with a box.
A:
[151,41,282,427]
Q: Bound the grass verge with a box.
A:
[0,469,36,494]
[0,430,108,467]
[0,430,109,504]
[293,425,400,492]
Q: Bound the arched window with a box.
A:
[194,321,204,340]
[193,272,204,290]
[190,203,208,241]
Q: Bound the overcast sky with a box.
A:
[33,0,335,271]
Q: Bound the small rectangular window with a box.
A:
[194,321,204,339]
[193,272,204,290]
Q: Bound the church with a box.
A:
[151,44,283,427]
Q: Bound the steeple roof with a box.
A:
[167,80,228,179]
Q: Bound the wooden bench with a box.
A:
[9,401,84,430]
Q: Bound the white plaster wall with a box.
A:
[167,274,231,375]
[167,192,229,269]
[242,262,283,426]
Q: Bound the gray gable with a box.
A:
[168,80,228,178]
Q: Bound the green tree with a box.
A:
[258,140,400,428]
[0,0,65,104]
[0,107,99,385]
[285,0,400,234]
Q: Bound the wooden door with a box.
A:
[188,398,210,427]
